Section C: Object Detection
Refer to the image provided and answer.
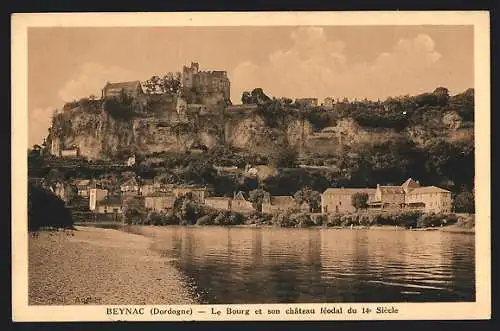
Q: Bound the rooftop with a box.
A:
[408,186,451,194]
[323,188,376,195]
[268,196,295,205]
[378,186,405,194]
[104,81,141,90]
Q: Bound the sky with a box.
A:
[28,25,474,145]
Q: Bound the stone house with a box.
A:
[89,188,109,211]
[321,188,376,214]
[372,184,406,208]
[172,186,210,203]
[321,178,453,214]
[102,81,143,99]
[95,197,123,214]
[144,193,176,212]
[139,179,161,197]
[73,179,91,198]
[262,194,296,214]
[120,177,139,196]
[405,186,452,213]
[60,147,79,158]
[204,197,232,211]
[231,191,255,214]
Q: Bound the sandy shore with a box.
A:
[29,226,197,305]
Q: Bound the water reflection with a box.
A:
[152,227,475,304]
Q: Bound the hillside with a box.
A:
[47,87,473,158]
[39,87,474,195]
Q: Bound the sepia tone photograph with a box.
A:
[12,12,490,321]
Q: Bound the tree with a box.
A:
[293,187,321,212]
[433,87,450,106]
[242,91,252,104]
[351,192,369,211]
[248,189,268,211]
[453,191,475,213]
[28,182,74,230]
[270,147,298,168]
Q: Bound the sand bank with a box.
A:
[28,226,197,305]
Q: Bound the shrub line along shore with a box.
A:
[28,226,197,305]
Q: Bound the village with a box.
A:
[41,170,452,222]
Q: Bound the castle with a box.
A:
[181,62,231,105]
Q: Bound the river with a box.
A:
[144,226,475,304]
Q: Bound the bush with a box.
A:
[196,215,213,225]
[271,212,296,227]
[212,211,245,226]
[28,182,74,230]
[326,214,343,227]
[417,213,445,228]
[291,213,315,228]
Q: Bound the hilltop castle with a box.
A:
[181,62,231,105]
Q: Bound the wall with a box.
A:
[89,188,109,211]
[204,198,231,211]
[321,191,376,214]
[406,192,452,213]
[231,199,255,213]
[144,196,176,212]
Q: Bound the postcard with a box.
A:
[12,11,490,321]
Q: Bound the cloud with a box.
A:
[28,107,54,146]
[230,29,443,103]
[58,62,135,102]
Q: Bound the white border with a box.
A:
[11,11,491,321]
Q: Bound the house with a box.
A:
[61,146,79,157]
[231,191,255,214]
[172,186,209,203]
[102,81,143,99]
[295,98,318,107]
[73,179,91,198]
[89,188,109,211]
[139,179,161,196]
[262,194,297,214]
[120,177,139,196]
[323,97,335,109]
[402,177,421,194]
[321,178,453,214]
[126,155,136,167]
[204,197,232,211]
[371,184,406,209]
[95,197,123,214]
[144,193,176,212]
[321,188,376,214]
[405,186,452,213]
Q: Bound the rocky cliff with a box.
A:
[48,103,472,160]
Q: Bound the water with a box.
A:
[149,227,475,304]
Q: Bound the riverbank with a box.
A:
[29,226,197,305]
